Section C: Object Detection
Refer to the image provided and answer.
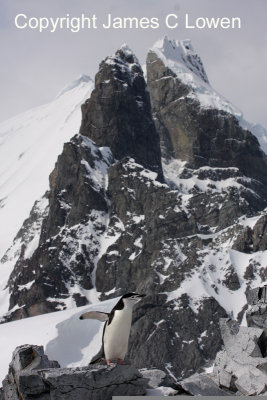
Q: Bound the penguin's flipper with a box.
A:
[79,311,109,321]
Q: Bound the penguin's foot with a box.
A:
[106,358,124,365]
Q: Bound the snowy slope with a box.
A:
[0,297,118,383]
[166,216,266,319]
[0,74,94,259]
[151,37,267,154]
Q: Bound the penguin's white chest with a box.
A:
[103,308,132,360]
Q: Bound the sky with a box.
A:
[0,0,267,129]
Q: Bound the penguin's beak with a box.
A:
[136,294,146,300]
[134,294,145,303]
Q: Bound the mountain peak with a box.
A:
[80,46,163,179]
[56,74,92,99]
[151,36,209,84]
[103,43,140,70]
[148,36,245,122]
[118,43,139,62]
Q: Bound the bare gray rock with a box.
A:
[139,367,177,390]
[246,286,267,338]
[235,371,267,396]
[11,344,60,373]
[247,285,267,305]
[214,287,267,396]
[177,372,231,396]
[1,345,147,400]
[139,368,167,388]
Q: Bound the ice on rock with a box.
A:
[151,36,267,154]
[152,36,209,84]
[150,36,242,117]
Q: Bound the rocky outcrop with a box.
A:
[5,135,112,321]
[252,215,267,251]
[177,372,230,396]
[214,286,267,395]
[1,345,147,400]
[0,344,234,398]
[147,38,267,204]
[80,45,163,180]
[232,215,267,254]
[246,285,267,334]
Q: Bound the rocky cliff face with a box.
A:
[79,45,163,180]
[147,37,267,203]
[1,39,267,380]
[5,134,112,320]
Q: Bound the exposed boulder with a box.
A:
[177,372,231,396]
[1,345,147,400]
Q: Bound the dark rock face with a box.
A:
[1,345,147,400]
[246,285,267,334]
[95,159,196,295]
[80,46,163,181]
[128,295,226,378]
[252,215,267,251]
[5,135,112,321]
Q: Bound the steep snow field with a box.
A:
[0,297,118,383]
[0,75,93,259]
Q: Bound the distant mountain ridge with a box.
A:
[0,75,94,259]
[1,37,267,379]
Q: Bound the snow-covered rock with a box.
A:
[0,74,94,259]
[150,36,267,154]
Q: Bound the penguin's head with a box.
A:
[121,293,146,308]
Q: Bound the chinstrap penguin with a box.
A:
[79,293,145,365]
